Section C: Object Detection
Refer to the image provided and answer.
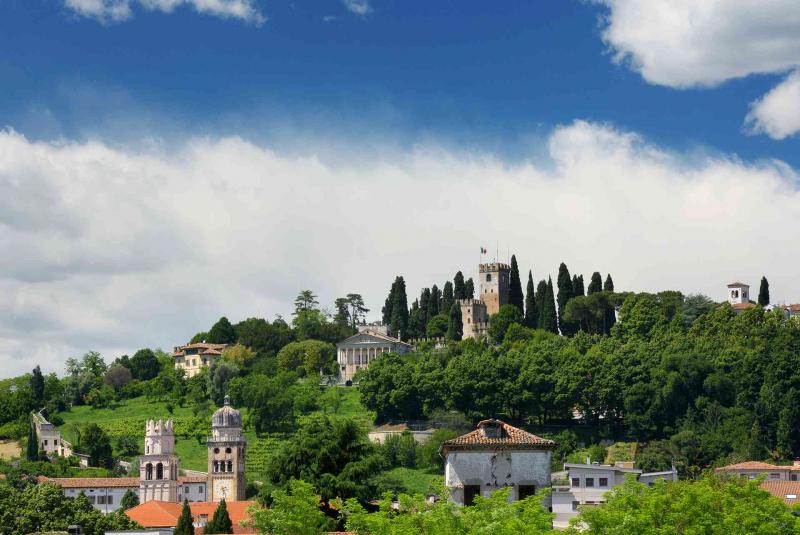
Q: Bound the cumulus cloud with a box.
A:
[594,0,800,88]
[2,121,800,377]
[343,0,371,16]
[64,0,265,25]
[745,70,800,140]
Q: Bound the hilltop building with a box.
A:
[43,398,246,512]
[727,280,800,317]
[441,419,556,507]
[336,329,411,383]
[32,410,84,463]
[459,262,511,339]
[172,342,229,378]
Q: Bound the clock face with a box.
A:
[214,479,232,499]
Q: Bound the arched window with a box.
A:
[213,461,218,473]
[227,460,233,472]
[156,463,164,480]
[145,463,153,480]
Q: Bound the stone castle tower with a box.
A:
[207,396,246,502]
[479,262,511,316]
[139,419,180,503]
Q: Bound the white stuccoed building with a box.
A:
[440,419,557,508]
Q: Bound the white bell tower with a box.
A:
[139,419,180,503]
[727,282,750,305]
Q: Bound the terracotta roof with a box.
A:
[172,343,229,356]
[441,419,556,453]
[179,475,208,483]
[40,476,139,488]
[732,302,756,310]
[200,349,223,356]
[126,500,257,532]
[717,461,800,472]
[760,480,800,505]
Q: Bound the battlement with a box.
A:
[146,419,174,436]
[479,262,511,273]
[458,299,485,306]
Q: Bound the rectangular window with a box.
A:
[98,496,106,504]
[791,474,798,481]
[464,485,480,507]
[770,473,781,479]
[599,478,608,487]
[108,496,113,504]
[200,486,204,493]
[571,478,580,487]
[585,478,594,487]
[44,440,48,446]
[518,485,536,500]
[88,496,96,504]
[571,500,580,511]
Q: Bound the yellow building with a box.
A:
[172,342,228,378]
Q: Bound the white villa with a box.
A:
[336,328,411,383]
[441,419,557,507]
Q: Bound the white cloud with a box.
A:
[343,0,371,16]
[594,0,800,88]
[64,0,265,25]
[745,70,800,140]
[2,121,800,377]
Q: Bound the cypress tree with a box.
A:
[446,302,463,341]
[30,365,44,405]
[508,255,524,314]
[541,277,559,334]
[465,278,475,299]
[603,274,614,292]
[429,285,441,317]
[390,276,409,340]
[758,276,770,306]
[588,272,603,294]
[174,499,194,535]
[556,263,576,336]
[572,274,585,297]
[407,300,424,339]
[441,281,455,314]
[420,288,432,325]
[524,271,537,329]
[535,279,548,328]
[204,498,233,534]
[454,271,466,299]
[27,417,39,461]
[382,280,396,325]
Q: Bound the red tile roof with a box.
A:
[441,419,556,453]
[126,500,258,532]
[732,302,756,310]
[760,480,800,505]
[717,461,800,472]
[39,476,139,488]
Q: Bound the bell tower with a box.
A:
[139,419,180,503]
[208,396,246,502]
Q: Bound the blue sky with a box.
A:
[1,0,800,376]
[1,1,795,162]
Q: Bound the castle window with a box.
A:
[225,447,232,454]
[214,448,220,454]
[486,274,492,282]
[227,460,233,472]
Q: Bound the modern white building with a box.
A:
[335,329,411,383]
[551,461,678,528]
[441,419,556,507]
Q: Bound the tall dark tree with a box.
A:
[541,277,559,334]
[30,365,44,404]
[588,272,603,294]
[524,271,538,329]
[407,300,425,340]
[429,285,441,317]
[454,271,466,300]
[536,279,548,328]
[174,499,194,535]
[204,498,234,534]
[556,263,577,336]
[346,293,369,329]
[419,288,432,325]
[390,276,409,340]
[382,282,396,325]
[208,317,237,344]
[446,302,463,342]
[604,274,615,292]
[120,488,139,510]
[82,423,114,468]
[508,255,524,315]
[333,298,350,328]
[572,274,585,297]
[293,290,319,315]
[441,281,455,315]
[465,278,475,299]
[758,276,770,306]
[27,418,39,461]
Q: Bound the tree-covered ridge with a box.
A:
[360,294,800,473]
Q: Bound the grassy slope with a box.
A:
[56,387,377,480]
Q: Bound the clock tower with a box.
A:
[207,396,246,502]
